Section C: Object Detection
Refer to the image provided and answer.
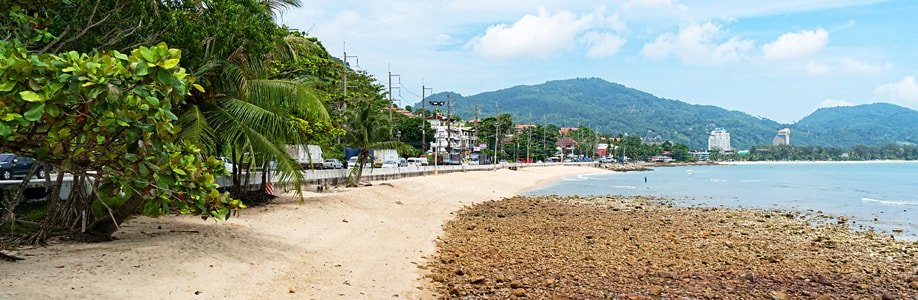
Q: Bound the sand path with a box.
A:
[1,166,600,299]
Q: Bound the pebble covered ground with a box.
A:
[425,196,918,299]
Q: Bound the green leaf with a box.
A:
[172,167,187,176]
[160,58,180,69]
[192,83,205,93]
[113,51,129,61]
[139,47,157,62]
[19,91,45,102]
[23,103,45,121]
[145,96,160,106]
[156,69,172,85]
[0,123,11,137]
[45,104,60,117]
[134,63,149,76]
[0,81,15,92]
[58,127,71,137]
[164,110,178,120]
[96,135,106,144]
[1,113,21,121]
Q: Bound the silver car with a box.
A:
[322,159,343,169]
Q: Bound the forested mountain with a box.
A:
[793,103,918,146]
[413,78,918,149]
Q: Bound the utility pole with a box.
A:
[493,102,499,169]
[525,112,532,163]
[474,102,479,161]
[387,64,400,139]
[445,94,452,164]
[421,85,433,156]
[342,42,358,111]
[542,115,547,161]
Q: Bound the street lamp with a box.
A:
[396,130,401,142]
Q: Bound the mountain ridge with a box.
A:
[411,78,918,149]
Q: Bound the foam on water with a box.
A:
[862,197,918,207]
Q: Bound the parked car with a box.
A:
[218,156,236,173]
[0,153,47,180]
[346,157,373,169]
[406,157,428,166]
[381,160,398,168]
[398,157,408,167]
[323,159,343,169]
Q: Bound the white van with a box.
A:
[407,157,428,166]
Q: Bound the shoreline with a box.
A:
[727,160,918,165]
[0,166,604,299]
[537,164,918,240]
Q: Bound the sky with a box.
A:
[281,0,918,123]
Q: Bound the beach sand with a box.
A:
[1,166,600,299]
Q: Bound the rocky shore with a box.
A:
[599,163,653,172]
[425,195,918,299]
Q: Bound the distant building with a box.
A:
[513,124,536,135]
[426,114,479,163]
[690,151,710,161]
[773,128,791,145]
[707,128,732,152]
[597,143,609,157]
[558,127,578,136]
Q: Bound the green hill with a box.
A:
[413,78,918,149]
[416,78,781,149]
[793,103,918,146]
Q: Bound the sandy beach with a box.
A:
[1,166,600,299]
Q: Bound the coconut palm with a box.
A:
[178,51,328,196]
[347,101,405,186]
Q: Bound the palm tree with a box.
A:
[346,101,407,186]
[178,52,328,196]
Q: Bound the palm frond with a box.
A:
[177,104,217,154]
[208,105,305,188]
[245,79,328,119]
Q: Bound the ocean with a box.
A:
[526,162,918,240]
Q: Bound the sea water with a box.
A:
[526,162,918,240]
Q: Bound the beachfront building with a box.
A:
[690,151,710,161]
[773,128,791,145]
[708,128,733,152]
[427,114,479,164]
[555,137,578,161]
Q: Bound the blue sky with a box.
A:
[282,0,918,123]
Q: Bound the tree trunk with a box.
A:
[27,172,65,245]
[82,193,144,242]
[346,149,369,187]
[231,147,241,194]
[0,165,40,227]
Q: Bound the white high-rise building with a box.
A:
[708,128,733,151]
[773,128,791,145]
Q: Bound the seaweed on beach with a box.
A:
[425,195,918,299]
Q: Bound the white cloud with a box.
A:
[467,8,626,59]
[762,28,828,60]
[582,32,627,58]
[874,76,918,103]
[641,20,754,64]
[819,99,854,108]
[839,58,893,75]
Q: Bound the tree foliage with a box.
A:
[0,41,238,241]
